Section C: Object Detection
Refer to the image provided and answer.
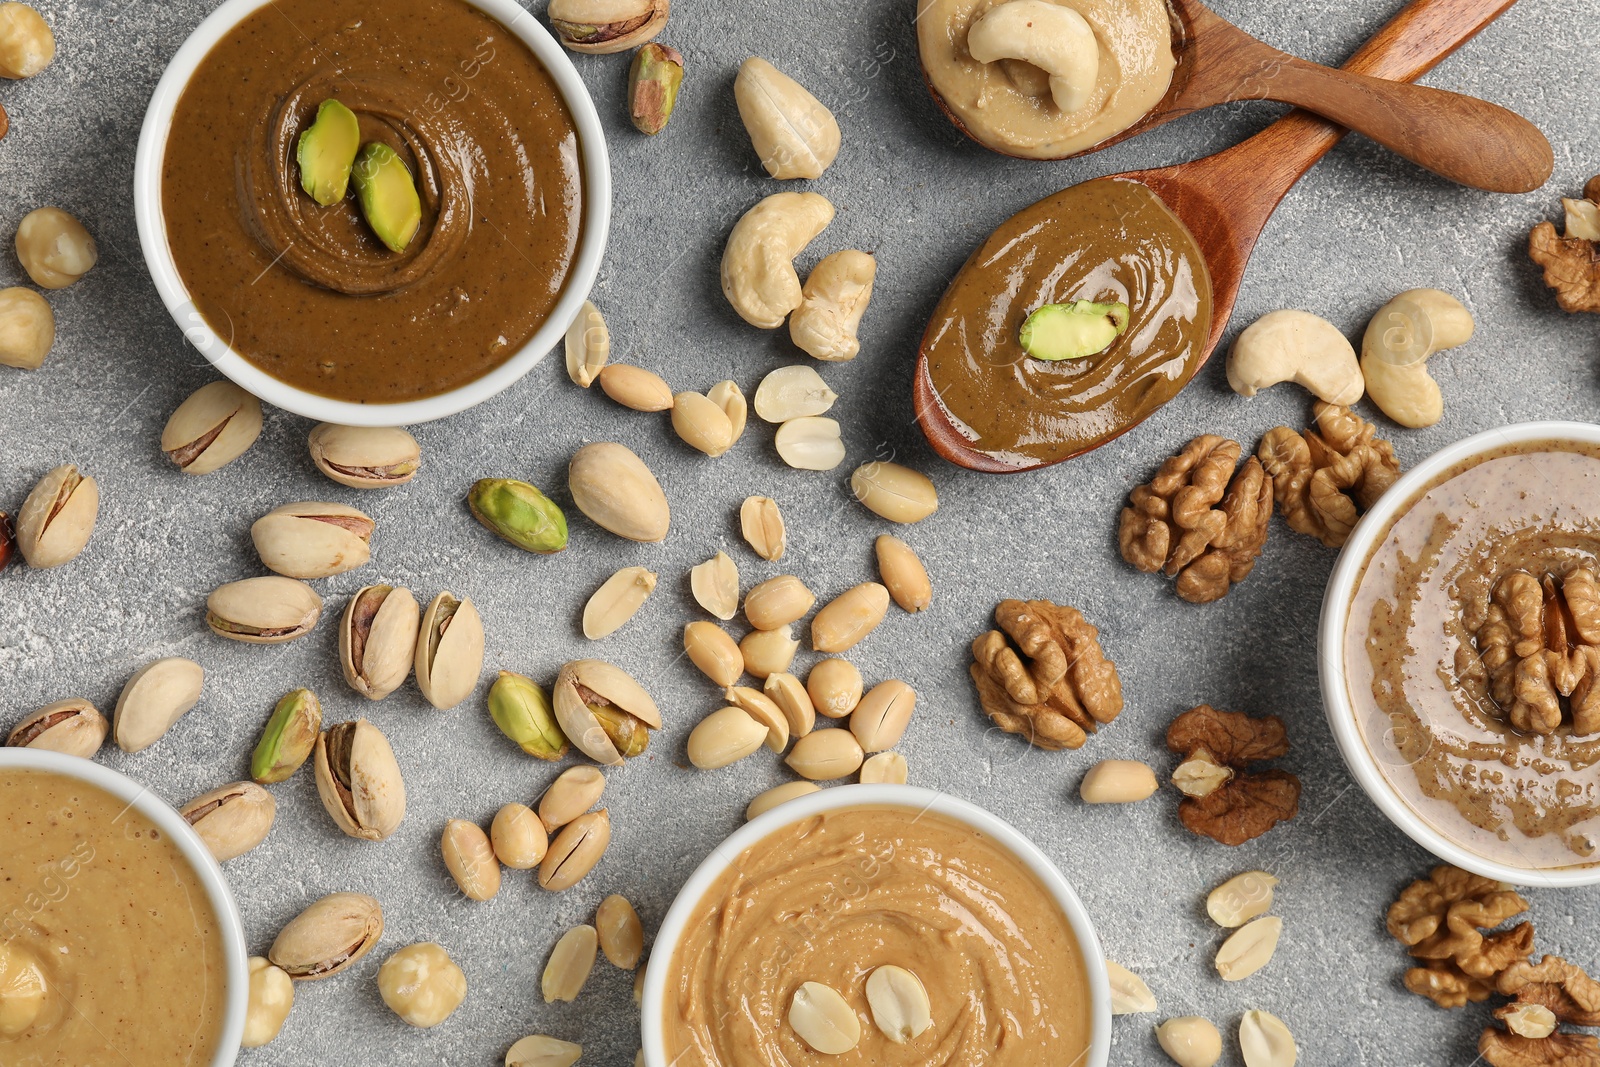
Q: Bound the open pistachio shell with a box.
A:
[269,892,383,981]
[415,592,485,710]
[339,585,421,700]
[250,501,374,580]
[308,424,420,489]
[6,698,106,757]
[161,382,263,475]
[16,463,97,569]
[251,689,322,784]
[180,781,276,862]
[313,719,406,841]
[113,657,204,753]
[206,576,324,644]
[551,660,660,765]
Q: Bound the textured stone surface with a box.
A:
[0,0,1594,1063]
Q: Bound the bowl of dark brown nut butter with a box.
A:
[1321,421,1600,887]
[0,746,250,1063]
[133,0,610,426]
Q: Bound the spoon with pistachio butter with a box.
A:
[914,0,1525,474]
[918,0,1551,194]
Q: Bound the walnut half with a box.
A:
[1388,865,1532,1008]
[1528,175,1600,314]
[1479,1027,1600,1067]
[1164,705,1300,846]
[1475,567,1600,736]
[1257,402,1400,548]
[1118,435,1273,604]
[969,599,1123,750]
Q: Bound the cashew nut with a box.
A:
[1226,309,1363,405]
[720,192,834,329]
[1360,288,1474,429]
[789,250,875,362]
[734,57,841,181]
[966,0,1100,114]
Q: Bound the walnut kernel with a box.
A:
[1257,402,1400,548]
[1475,567,1600,736]
[1528,175,1600,314]
[969,599,1122,750]
[1164,705,1300,845]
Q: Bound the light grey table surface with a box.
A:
[2,0,1595,1063]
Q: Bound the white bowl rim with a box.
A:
[131,0,610,427]
[1319,419,1600,888]
[0,747,249,1064]
[639,783,1112,1067]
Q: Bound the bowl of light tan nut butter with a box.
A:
[1321,421,1600,888]
[0,747,250,1063]
[640,783,1113,1066]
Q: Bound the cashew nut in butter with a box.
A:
[1360,288,1474,428]
[790,250,875,361]
[966,0,1100,114]
[1226,310,1363,405]
[721,192,834,329]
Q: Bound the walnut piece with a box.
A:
[1257,402,1401,548]
[1118,435,1273,604]
[1475,567,1600,736]
[1164,705,1300,845]
[1497,957,1600,1026]
[1528,176,1600,314]
[969,599,1123,750]
[1479,1027,1600,1067]
[1387,865,1532,1007]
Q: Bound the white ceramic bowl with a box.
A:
[640,783,1112,1067]
[132,0,610,426]
[1319,420,1600,888]
[0,747,250,1063]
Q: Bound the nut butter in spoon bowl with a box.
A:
[915,0,1536,473]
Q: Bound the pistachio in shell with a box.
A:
[488,670,569,761]
[548,0,668,54]
[16,463,97,569]
[161,381,263,475]
[308,424,420,489]
[206,575,324,644]
[415,592,485,710]
[113,657,204,753]
[468,478,568,554]
[251,689,323,784]
[551,659,661,765]
[250,501,374,580]
[339,584,421,700]
[269,892,384,980]
[313,719,406,841]
[180,780,276,862]
[6,698,106,757]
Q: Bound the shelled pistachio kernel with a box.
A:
[441,819,501,901]
[542,925,598,1003]
[490,803,547,869]
[378,943,466,1027]
[740,495,786,560]
[629,42,683,135]
[746,781,821,821]
[789,981,860,1054]
[487,670,569,761]
[596,894,643,969]
[1206,870,1279,928]
[161,381,263,475]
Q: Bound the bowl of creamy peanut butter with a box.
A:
[1321,422,1600,887]
[640,783,1111,1067]
[0,747,249,1064]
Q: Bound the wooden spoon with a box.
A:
[914,0,1531,474]
[926,0,1551,194]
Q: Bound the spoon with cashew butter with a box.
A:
[914,0,1527,473]
[918,0,1551,194]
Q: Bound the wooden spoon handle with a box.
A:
[1239,29,1551,191]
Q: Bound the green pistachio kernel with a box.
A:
[488,671,569,761]
[591,703,649,758]
[296,99,361,207]
[468,478,569,554]
[251,688,323,784]
[351,142,422,253]
[1019,299,1131,361]
[628,43,684,136]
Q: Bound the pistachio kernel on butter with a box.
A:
[1019,299,1131,361]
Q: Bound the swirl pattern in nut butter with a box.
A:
[918,178,1211,469]
[160,0,582,403]
[664,805,1093,1065]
